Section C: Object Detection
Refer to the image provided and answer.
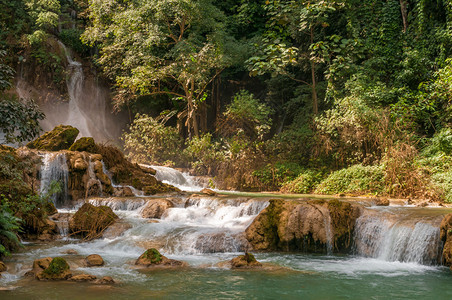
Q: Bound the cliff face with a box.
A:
[245,199,362,253]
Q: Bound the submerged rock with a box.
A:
[245,199,362,253]
[36,257,72,280]
[230,253,262,269]
[69,274,97,282]
[69,203,118,240]
[85,254,104,267]
[27,125,79,151]
[141,199,174,219]
[94,276,115,284]
[135,248,187,268]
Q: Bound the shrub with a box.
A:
[280,170,323,194]
[315,164,384,195]
[183,133,225,175]
[123,114,183,165]
[253,162,303,191]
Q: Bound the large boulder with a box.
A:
[245,199,362,253]
[69,203,118,240]
[36,257,72,280]
[141,199,174,219]
[69,137,97,153]
[27,125,79,151]
[135,248,187,268]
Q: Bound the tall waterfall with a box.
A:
[58,42,92,138]
[40,152,69,208]
[353,209,444,265]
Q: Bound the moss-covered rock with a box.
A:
[27,125,79,151]
[135,248,187,268]
[69,203,118,240]
[230,253,262,269]
[36,257,72,280]
[245,199,362,253]
[69,137,97,153]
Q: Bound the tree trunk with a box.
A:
[310,27,318,115]
[400,0,408,33]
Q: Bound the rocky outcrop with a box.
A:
[69,137,97,153]
[230,253,262,269]
[69,203,118,240]
[141,199,174,219]
[245,199,362,253]
[27,125,79,151]
[135,248,187,268]
[85,254,104,267]
[35,257,72,280]
[440,213,452,267]
[0,261,7,272]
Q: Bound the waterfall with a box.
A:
[353,209,443,265]
[40,152,69,208]
[148,165,208,192]
[58,41,92,138]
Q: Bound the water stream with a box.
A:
[4,165,452,298]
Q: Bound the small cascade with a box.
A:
[89,198,147,211]
[324,213,334,255]
[40,152,69,208]
[148,165,207,192]
[353,209,444,265]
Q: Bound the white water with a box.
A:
[58,41,92,138]
[40,152,69,207]
[353,209,443,265]
[148,165,208,192]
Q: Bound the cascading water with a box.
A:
[58,41,92,138]
[353,208,444,265]
[40,152,69,208]
[148,165,207,192]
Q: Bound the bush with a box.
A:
[123,114,183,165]
[183,133,225,175]
[315,164,384,195]
[253,162,303,191]
[431,171,452,202]
[280,170,323,194]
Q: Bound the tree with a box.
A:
[83,0,234,138]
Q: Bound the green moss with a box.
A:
[69,137,97,153]
[27,125,79,151]
[244,252,257,263]
[43,257,69,275]
[327,200,355,251]
[143,248,162,264]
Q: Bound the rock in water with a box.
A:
[27,125,79,151]
[85,254,104,267]
[200,188,217,196]
[94,276,115,284]
[69,203,118,240]
[69,274,97,282]
[230,253,262,269]
[141,199,174,219]
[36,257,72,280]
[135,248,187,268]
[0,261,7,272]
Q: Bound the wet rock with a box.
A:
[69,274,97,282]
[135,248,187,268]
[246,199,362,253]
[27,257,53,276]
[61,249,79,255]
[102,222,132,239]
[141,199,174,219]
[85,254,104,267]
[371,197,389,206]
[230,253,262,269]
[69,137,97,153]
[0,261,7,272]
[139,165,156,175]
[200,188,217,196]
[195,232,250,253]
[113,186,135,197]
[69,203,118,240]
[36,257,72,280]
[440,214,452,266]
[27,125,79,151]
[94,276,115,284]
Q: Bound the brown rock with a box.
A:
[139,165,157,175]
[0,261,7,272]
[30,257,53,275]
[73,157,88,171]
[113,186,135,197]
[200,188,217,196]
[69,274,97,282]
[371,197,390,206]
[230,253,262,269]
[85,254,104,267]
[102,222,132,239]
[441,214,452,266]
[141,199,174,219]
[94,276,115,284]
